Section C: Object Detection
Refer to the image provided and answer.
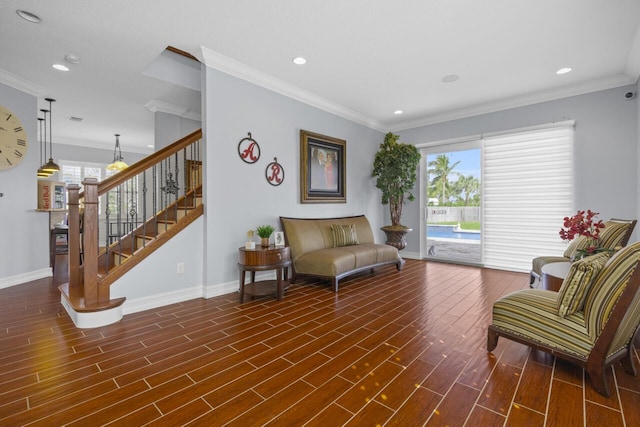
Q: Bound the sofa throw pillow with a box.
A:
[557,252,611,317]
[331,224,359,248]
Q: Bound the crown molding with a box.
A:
[389,74,637,132]
[0,68,50,97]
[199,46,385,132]
[145,99,202,122]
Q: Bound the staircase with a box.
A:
[60,129,203,325]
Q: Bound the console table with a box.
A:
[238,245,291,302]
[540,261,571,292]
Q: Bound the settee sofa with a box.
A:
[280,215,404,291]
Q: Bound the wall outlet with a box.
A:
[177,262,184,274]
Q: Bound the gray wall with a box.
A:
[202,67,384,288]
[0,84,50,286]
[54,143,145,167]
[154,112,201,150]
[398,85,639,255]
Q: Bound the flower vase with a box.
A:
[261,237,270,247]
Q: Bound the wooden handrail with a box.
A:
[63,128,203,313]
[95,128,202,196]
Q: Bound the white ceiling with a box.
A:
[1,0,639,153]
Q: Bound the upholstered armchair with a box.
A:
[488,241,640,397]
[530,218,637,285]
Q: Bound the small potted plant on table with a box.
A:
[256,225,275,247]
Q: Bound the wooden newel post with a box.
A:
[82,178,100,306]
[66,184,82,300]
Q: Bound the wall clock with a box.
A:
[0,105,28,171]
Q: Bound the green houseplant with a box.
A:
[256,225,275,247]
[372,132,421,249]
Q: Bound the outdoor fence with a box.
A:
[427,206,480,223]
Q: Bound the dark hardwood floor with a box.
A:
[1,255,639,426]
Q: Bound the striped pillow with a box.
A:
[557,252,610,317]
[331,224,359,248]
[598,220,631,250]
[583,242,640,339]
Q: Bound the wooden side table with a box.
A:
[541,262,571,292]
[238,245,291,303]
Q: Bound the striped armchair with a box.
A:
[530,218,636,285]
[488,241,640,397]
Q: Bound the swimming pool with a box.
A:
[427,225,481,241]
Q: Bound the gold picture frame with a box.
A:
[300,130,346,204]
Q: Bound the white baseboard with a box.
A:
[61,296,123,329]
[400,251,421,260]
[59,272,279,328]
[122,286,204,315]
[0,268,52,290]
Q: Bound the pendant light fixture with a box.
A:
[107,133,128,171]
[41,98,60,173]
[36,116,50,177]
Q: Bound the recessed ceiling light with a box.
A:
[16,10,41,23]
[441,74,459,83]
[394,110,403,115]
[293,57,307,65]
[52,64,69,71]
[556,67,572,75]
[65,54,80,64]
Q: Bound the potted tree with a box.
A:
[372,132,421,250]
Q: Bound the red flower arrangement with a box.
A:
[559,210,606,258]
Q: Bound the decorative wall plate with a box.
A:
[265,157,284,186]
[238,132,260,164]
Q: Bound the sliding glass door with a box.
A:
[422,143,482,265]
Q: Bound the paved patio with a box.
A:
[426,238,482,263]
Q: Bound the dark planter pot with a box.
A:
[381,226,412,250]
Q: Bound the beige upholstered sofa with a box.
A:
[280,215,404,291]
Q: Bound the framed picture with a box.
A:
[273,231,285,247]
[300,130,346,203]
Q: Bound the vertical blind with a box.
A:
[483,125,574,272]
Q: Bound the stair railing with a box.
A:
[63,129,203,311]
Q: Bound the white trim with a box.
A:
[61,296,123,328]
[481,119,575,139]
[0,68,50,97]
[0,268,52,289]
[416,135,481,149]
[415,120,575,149]
[145,99,202,122]
[389,75,632,131]
[203,279,239,299]
[399,251,421,260]
[122,286,204,315]
[199,46,385,132]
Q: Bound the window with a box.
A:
[60,161,104,190]
[483,125,574,272]
[60,161,108,213]
[418,122,574,272]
